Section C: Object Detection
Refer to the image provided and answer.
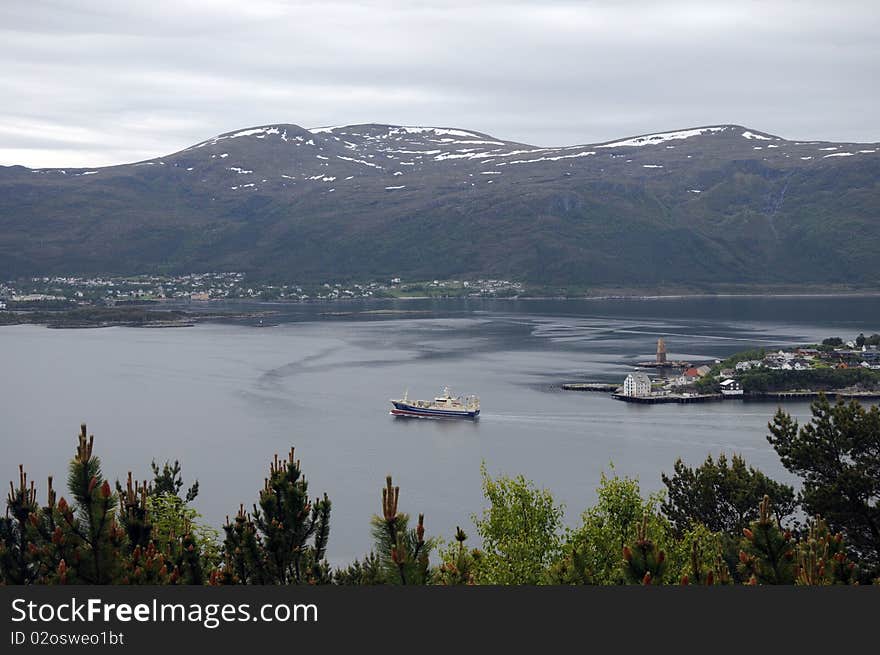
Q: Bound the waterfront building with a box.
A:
[683,367,701,381]
[656,338,667,364]
[623,372,652,397]
[720,379,744,396]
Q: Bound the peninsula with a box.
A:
[564,335,880,404]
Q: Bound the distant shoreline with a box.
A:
[283,290,880,302]
[2,290,879,329]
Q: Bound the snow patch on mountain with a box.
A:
[192,126,287,149]
[232,127,281,139]
[309,125,484,140]
[391,127,482,139]
[597,127,728,148]
[499,151,595,166]
[336,155,382,169]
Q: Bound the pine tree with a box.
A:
[737,495,796,585]
[0,465,41,584]
[661,454,796,535]
[370,476,433,585]
[333,552,386,585]
[150,460,199,502]
[2,424,216,585]
[768,396,880,577]
[117,472,152,551]
[545,542,594,585]
[222,448,331,584]
[436,526,482,585]
[124,542,175,584]
[679,539,730,586]
[795,517,858,585]
[622,516,667,585]
[49,424,128,584]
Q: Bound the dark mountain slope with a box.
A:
[1,123,877,288]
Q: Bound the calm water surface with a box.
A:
[2,296,878,564]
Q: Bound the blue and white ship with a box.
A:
[390,387,480,419]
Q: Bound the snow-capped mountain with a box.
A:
[1,123,878,288]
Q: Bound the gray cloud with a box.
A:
[2,0,878,167]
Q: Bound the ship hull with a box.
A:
[390,401,480,419]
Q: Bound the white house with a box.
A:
[720,379,744,396]
[623,372,652,397]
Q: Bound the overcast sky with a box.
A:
[2,0,878,168]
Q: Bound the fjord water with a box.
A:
[2,295,878,564]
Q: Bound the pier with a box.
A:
[611,390,880,404]
[611,393,723,404]
[561,383,620,392]
[750,390,880,401]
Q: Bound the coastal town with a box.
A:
[605,336,880,403]
[0,273,525,308]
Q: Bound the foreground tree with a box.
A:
[333,552,386,585]
[435,526,482,585]
[622,516,667,585]
[1,425,211,585]
[672,525,731,586]
[1,465,43,584]
[222,448,331,584]
[768,395,880,577]
[564,470,669,584]
[369,476,434,584]
[795,516,858,585]
[737,495,796,585]
[471,464,564,585]
[661,453,796,535]
[149,459,199,503]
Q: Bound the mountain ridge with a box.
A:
[1,122,878,289]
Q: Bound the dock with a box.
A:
[750,390,880,401]
[613,390,880,404]
[561,383,620,392]
[611,393,723,404]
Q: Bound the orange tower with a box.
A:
[656,338,667,364]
